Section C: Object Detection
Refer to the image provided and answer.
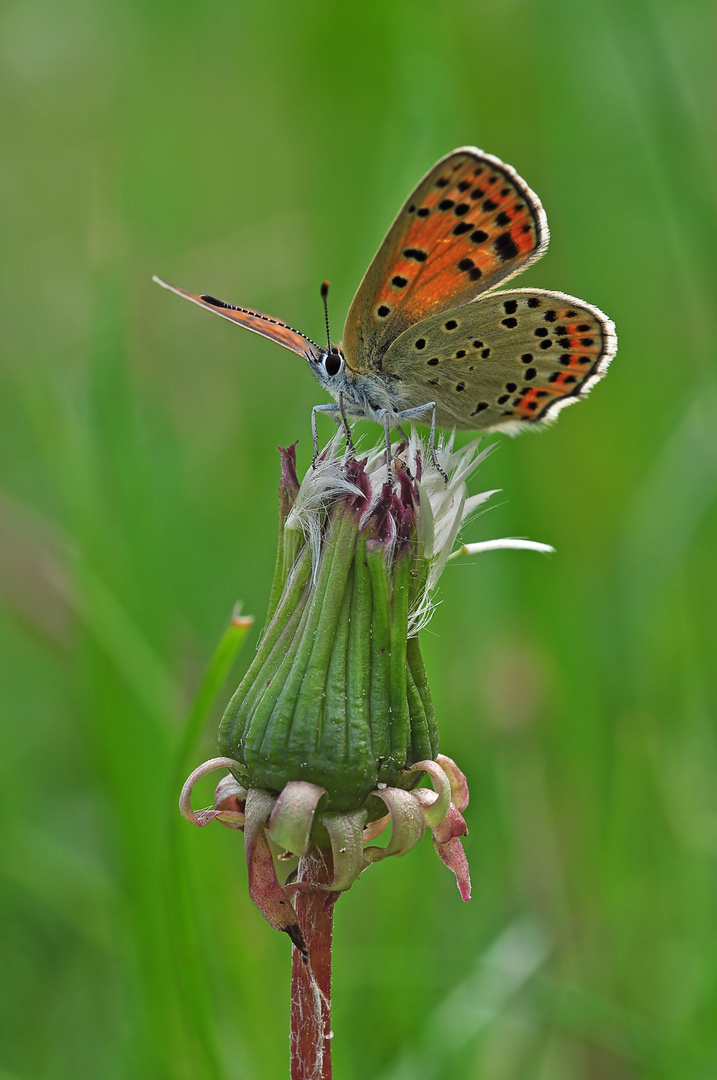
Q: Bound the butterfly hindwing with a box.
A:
[152,277,322,360]
[381,289,616,431]
[342,147,548,367]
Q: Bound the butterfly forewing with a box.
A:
[343,147,548,367]
[381,289,616,431]
[152,277,322,360]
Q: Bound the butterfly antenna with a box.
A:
[320,280,332,351]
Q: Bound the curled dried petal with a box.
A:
[319,809,368,892]
[364,787,426,862]
[363,812,391,844]
[409,759,452,828]
[436,753,469,813]
[179,756,246,827]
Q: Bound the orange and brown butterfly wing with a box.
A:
[382,289,616,431]
[342,147,548,367]
[153,277,322,360]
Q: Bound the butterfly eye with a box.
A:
[323,351,343,377]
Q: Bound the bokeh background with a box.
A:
[2,0,716,1076]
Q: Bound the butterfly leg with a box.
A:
[337,391,356,455]
[311,403,342,466]
[393,402,447,482]
[380,409,394,483]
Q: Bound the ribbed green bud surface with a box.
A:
[219,448,439,811]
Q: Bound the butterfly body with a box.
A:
[155,146,615,438]
[309,348,411,423]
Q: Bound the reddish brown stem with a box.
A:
[290,845,334,1080]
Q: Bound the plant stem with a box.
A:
[290,845,334,1080]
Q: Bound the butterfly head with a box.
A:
[312,344,347,383]
[313,279,350,386]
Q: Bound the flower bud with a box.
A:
[181,433,554,934]
[219,443,441,810]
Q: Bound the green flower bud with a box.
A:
[180,433,554,930]
[218,442,440,810]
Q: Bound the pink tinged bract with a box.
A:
[436,753,469,812]
[411,758,471,901]
[243,788,308,957]
[269,780,327,856]
[431,803,472,902]
[213,773,248,829]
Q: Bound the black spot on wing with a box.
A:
[457,257,482,282]
[494,232,519,261]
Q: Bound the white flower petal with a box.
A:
[462,489,500,518]
[449,538,555,558]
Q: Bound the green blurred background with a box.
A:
[2,0,716,1076]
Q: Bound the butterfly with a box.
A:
[154,146,616,457]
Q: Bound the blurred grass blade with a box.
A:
[172,605,254,784]
[165,607,253,1079]
[376,919,550,1080]
[618,388,717,626]
[69,551,178,736]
